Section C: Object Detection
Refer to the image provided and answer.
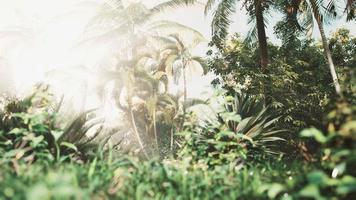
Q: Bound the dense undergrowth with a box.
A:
[0,85,355,200]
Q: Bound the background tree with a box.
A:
[205,0,274,69]
[157,0,273,69]
[287,0,343,95]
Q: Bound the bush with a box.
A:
[0,87,96,166]
[178,92,286,167]
[297,101,356,199]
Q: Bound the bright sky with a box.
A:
[0,0,354,98]
[152,0,356,43]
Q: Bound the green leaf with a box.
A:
[307,171,330,186]
[31,135,44,147]
[217,131,236,138]
[31,124,48,133]
[299,184,324,200]
[51,130,63,142]
[300,128,328,144]
[235,133,254,144]
[60,142,77,152]
[267,183,285,199]
[220,112,241,122]
[225,96,235,102]
[88,157,97,179]
[336,176,356,195]
[8,128,27,135]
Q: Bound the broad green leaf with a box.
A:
[60,142,78,152]
[9,128,27,135]
[31,135,44,147]
[336,175,356,195]
[307,171,330,186]
[220,112,241,122]
[300,128,328,144]
[51,130,63,142]
[267,183,285,199]
[299,184,324,200]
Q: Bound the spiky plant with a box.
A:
[180,92,286,166]
[0,86,112,165]
[216,93,286,153]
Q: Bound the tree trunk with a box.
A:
[254,0,269,70]
[153,108,158,149]
[170,129,174,152]
[310,0,342,95]
[129,103,149,159]
[183,60,187,116]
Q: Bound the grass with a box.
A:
[0,154,312,200]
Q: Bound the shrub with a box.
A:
[178,92,286,167]
[0,87,96,166]
[298,101,356,199]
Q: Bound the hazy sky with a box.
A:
[151,0,356,43]
[0,0,354,96]
[0,0,354,43]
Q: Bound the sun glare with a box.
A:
[0,0,215,116]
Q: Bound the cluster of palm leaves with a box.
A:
[74,0,209,158]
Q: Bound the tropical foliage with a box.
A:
[0,0,355,199]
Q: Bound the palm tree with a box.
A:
[287,0,342,95]
[205,0,272,69]
[146,21,206,114]
[151,0,273,69]
[82,1,208,157]
[345,0,355,20]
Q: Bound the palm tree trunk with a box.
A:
[178,60,188,132]
[129,100,149,159]
[182,60,187,116]
[254,0,269,69]
[170,128,174,152]
[310,1,341,95]
[153,108,158,149]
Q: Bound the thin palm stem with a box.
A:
[310,0,342,95]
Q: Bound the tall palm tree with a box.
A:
[165,36,205,114]
[154,0,273,69]
[206,0,272,69]
[287,0,342,95]
[146,20,206,114]
[345,0,355,20]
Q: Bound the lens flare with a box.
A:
[0,0,215,120]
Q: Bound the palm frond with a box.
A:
[204,0,219,15]
[211,0,237,46]
[245,15,258,45]
[148,20,206,48]
[150,0,199,14]
[191,56,208,74]
[184,98,207,109]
